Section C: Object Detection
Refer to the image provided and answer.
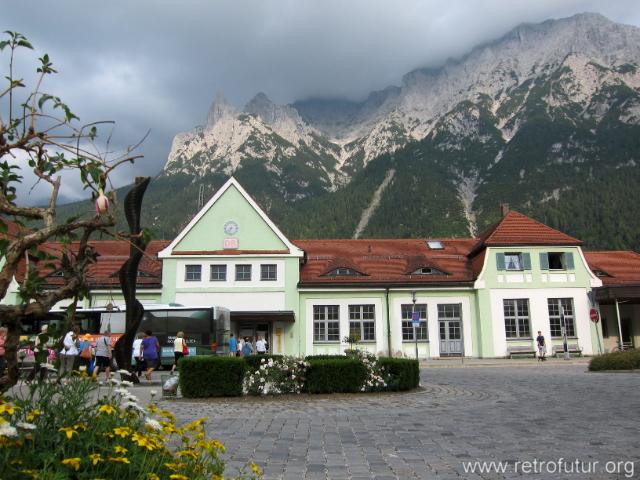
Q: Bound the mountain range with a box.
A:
[68,13,640,250]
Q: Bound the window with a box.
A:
[496,252,531,270]
[427,240,444,250]
[185,265,201,281]
[411,267,446,275]
[548,298,575,337]
[349,304,376,341]
[324,267,363,277]
[260,264,277,281]
[401,304,428,341]
[504,253,522,271]
[313,305,340,342]
[210,265,227,281]
[503,299,531,338]
[48,270,64,277]
[540,252,574,270]
[235,264,251,281]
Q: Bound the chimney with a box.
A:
[500,203,510,217]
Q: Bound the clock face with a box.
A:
[223,220,239,235]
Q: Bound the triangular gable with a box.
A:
[159,178,303,258]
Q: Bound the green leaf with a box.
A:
[37,94,53,110]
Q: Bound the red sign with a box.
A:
[589,308,599,323]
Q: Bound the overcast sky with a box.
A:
[3,0,640,203]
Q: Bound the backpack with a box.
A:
[79,341,92,360]
[242,342,252,356]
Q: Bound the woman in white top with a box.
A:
[171,331,187,373]
[59,326,80,376]
[132,333,144,375]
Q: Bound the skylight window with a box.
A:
[324,267,364,277]
[427,241,444,250]
[411,267,446,275]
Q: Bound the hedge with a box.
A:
[305,358,367,393]
[179,356,246,397]
[588,350,640,371]
[379,358,420,391]
[304,355,347,361]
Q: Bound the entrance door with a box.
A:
[438,304,463,356]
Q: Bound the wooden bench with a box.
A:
[507,345,536,358]
[552,344,582,357]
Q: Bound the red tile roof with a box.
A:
[473,211,581,251]
[584,251,640,286]
[16,240,169,289]
[293,239,477,286]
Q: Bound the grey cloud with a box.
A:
[3,0,640,204]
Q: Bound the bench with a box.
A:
[552,344,582,357]
[507,345,536,358]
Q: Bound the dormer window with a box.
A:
[504,253,522,271]
[427,241,444,250]
[411,267,446,275]
[329,267,362,277]
[594,270,610,278]
[48,270,64,278]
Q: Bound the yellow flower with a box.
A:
[147,475,160,480]
[20,469,39,479]
[58,426,78,440]
[114,445,128,454]
[162,422,178,434]
[159,409,177,422]
[98,404,117,415]
[211,475,224,480]
[0,404,18,415]
[147,404,159,414]
[25,409,41,421]
[113,426,131,438]
[61,458,81,471]
[88,453,103,465]
[250,462,262,476]
[109,456,130,464]
[169,475,189,480]
[177,449,198,460]
[164,462,186,472]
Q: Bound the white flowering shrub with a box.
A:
[244,357,308,395]
[353,350,387,392]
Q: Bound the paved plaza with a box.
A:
[153,362,640,479]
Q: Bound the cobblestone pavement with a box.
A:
[159,365,640,479]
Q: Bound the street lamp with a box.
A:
[411,291,418,360]
[560,305,570,360]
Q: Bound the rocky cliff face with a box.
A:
[157,13,640,245]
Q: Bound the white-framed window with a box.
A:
[313,305,340,342]
[548,298,575,337]
[401,304,428,341]
[235,264,251,281]
[496,252,531,271]
[503,299,531,338]
[210,265,227,281]
[504,253,522,271]
[540,252,574,270]
[260,264,277,281]
[349,304,375,341]
[185,265,201,282]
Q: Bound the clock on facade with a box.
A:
[223,220,239,235]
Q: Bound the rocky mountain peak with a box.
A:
[244,92,278,124]
[206,91,237,127]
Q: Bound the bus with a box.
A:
[24,304,231,368]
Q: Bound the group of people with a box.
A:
[58,325,114,378]
[228,333,268,356]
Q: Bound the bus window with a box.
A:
[166,310,211,346]
[100,312,126,334]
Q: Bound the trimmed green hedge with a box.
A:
[305,358,367,393]
[179,356,246,397]
[243,354,283,371]
[379,358,420,391]
[589,350,640,371]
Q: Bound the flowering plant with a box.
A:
[353,350,387,392]
[244,357,308,395]
[0,368,261,479]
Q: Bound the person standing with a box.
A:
[59,326,80,376]
[141,330,160,380]
[536,331,547,362]
[241,337,253,356]
[132,333,144,376]
[237,337,245,357]
[77,334,94,372]
[229,333,237,357]
[171,331,187,373]
[255,336,267,355]
[93,330,113,378]
[0,327,6,376]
